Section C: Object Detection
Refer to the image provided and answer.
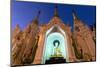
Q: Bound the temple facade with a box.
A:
[12,7,96,66]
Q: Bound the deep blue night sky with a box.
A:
[11,0,96,30]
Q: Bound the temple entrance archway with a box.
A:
[41,25,69,64]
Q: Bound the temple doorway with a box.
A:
[42,29,68,64]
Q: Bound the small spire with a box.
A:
[34,10,41,24]
[72,9,78,20]
[13,24,21,33]
[15,24,20,31]
[36,10,41,20]
[54,5,59,17]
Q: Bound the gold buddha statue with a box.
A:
[50,40,63,57]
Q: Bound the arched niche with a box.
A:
[41,24,69,64]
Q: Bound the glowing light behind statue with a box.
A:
[43,32,67,63]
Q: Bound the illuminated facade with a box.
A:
[12,6,96,66]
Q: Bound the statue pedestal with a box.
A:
[45,56,66,64]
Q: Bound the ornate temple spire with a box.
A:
[14,24,20,32]
[33,10,41,25]
[72,9,79,32]
[13,24,21,37]
[72,9,78,20]
[54,5,59,17]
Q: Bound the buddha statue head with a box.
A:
[53,40,60,48]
